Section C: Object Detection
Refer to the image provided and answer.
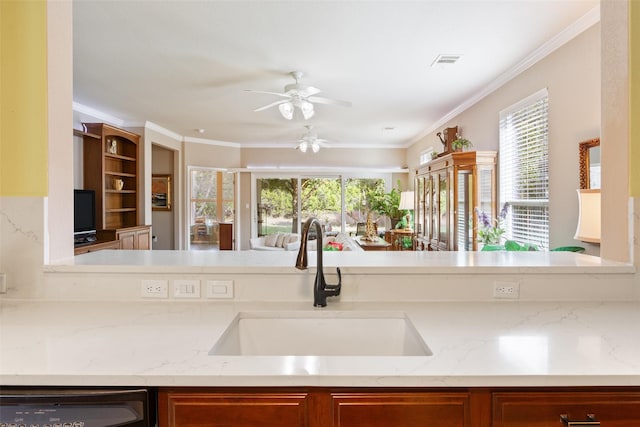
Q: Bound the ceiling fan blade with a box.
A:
[254,99,289,112]
[298,86,322,97]
[307,96,352,107]
[245,89,291,99]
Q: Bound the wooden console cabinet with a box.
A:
[159,387,640,427]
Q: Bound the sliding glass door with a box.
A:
[254,174,387,238]
[256,178,299,236]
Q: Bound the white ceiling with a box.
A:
[73,0,599,149]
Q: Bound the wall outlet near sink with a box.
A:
[493,281,519,299]
[141,279,169,298]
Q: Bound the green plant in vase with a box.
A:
[475,203,509,250]
[452,137,473,151]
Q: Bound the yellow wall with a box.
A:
[0,1,48,196]
[631,0,640,196]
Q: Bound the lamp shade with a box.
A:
[574,189,600,243]
[398,191,414,210]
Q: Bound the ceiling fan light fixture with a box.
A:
[300,100,315,120]
[311,142,320,153]
[278,102,294,120]
[298,141,308,152]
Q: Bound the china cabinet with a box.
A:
[415,151,497,251]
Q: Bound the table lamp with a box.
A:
[398,191,415,230]
[574,189,600,243]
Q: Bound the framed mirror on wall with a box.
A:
[579,138,600,189]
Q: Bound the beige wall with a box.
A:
[407,23,602,254]
[185,141,242,168]
[241,147,406,169]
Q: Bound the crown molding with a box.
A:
[406,5,601,148]
[183,136,241,148]
[72,102,125,127]
[144,121,183,141]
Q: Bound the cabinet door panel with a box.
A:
[118,231,135,249]
[159,392,309,427]
[331,392,470,427]
[493,391,640,427]
[136,228,151,249]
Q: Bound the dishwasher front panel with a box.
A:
[0,388,151,427]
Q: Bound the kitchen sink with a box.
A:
[209,311,432,356]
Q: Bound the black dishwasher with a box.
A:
[0,388,153,427]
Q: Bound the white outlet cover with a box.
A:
[141,279,169,298]
[493,281,520,299]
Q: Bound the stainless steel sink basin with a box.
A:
[209,311,431,356]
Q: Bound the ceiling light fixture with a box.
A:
[297,141,309,153]
[278,102,294,120]
[278,98,315,121]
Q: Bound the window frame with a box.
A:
[498,88,550,250]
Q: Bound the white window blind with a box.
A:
[499,88,549,250]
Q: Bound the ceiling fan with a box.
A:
[296,125,329,153]
[247,71,352,120]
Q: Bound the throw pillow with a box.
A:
[285,233,299,245]
[264,233,279,247]
[275,233,287,248]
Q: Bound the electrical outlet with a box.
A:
[141,279,168,298]
[493,281,519,299]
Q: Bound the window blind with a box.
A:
[499,88,549,249]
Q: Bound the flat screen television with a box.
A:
[74,189,97,243]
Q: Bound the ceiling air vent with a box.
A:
[431,54,462,67]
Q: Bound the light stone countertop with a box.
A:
[1,299,639,388]
[48,249,635,274]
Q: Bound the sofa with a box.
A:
[249,232,363,252]
[249,233,301,251]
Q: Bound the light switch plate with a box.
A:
[173,279,201,298]
[206,280,234,299]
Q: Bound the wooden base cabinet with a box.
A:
[158,389,480,427]
[330,392,472,427]
[158,390,309,427]
[493,390,640,427]
[159,388,640,427]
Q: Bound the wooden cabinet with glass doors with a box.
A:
[415,151,497,251]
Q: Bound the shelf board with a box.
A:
[105,153,136,162]
[105,208,137,213]
[105,189,136,194]
[105,171,136,178]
